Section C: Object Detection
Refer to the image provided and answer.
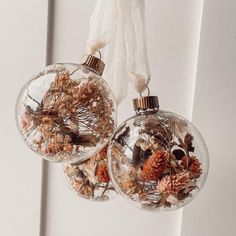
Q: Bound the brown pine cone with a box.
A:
[157,171,190,195]
[189,158,202,178]
[96,161,110,183]
[141,151,169,181]
[99,145,108,160]
[181,156,202,178]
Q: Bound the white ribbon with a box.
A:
[87,0,150,104]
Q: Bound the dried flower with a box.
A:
[96,161,110,183]
[157,171,190,196]
[141,151,169,181]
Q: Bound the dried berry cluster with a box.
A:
[20,67,115,161]
[110,114,203,210]
[63,146,116,201]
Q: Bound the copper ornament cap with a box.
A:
[133,96,159,111]
[82,55,105,76]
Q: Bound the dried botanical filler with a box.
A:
[63,145,117,201]
[108,96,208,211]
[16,55,117,162]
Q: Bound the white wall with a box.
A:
[0,1,48,236]
[181,0,236,235]
[0,0,235,236]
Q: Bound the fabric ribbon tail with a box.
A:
[86,0,117,55]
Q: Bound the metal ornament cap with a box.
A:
[82,55,105,76]
[133,96,159,111]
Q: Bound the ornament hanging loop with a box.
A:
[93,50,102,60]
[139,84,151,98]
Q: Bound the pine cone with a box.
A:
[157,171,190,195]
[189,158,202,178]
[141,151,168,181]
[96,161,110,183]
[181,156,202,178]
[99,145,108,160]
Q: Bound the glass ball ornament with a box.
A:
[108,96,209,211]
[63,145,117,201]
[16,55,117,162]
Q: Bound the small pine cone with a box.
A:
[157,171,190,195]
[181,156,202,178]
[189,158,202,178]
[96,161,110,183]
[141,151,169,181]
[99,145,108,160]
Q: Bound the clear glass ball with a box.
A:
[16,63,117,162]
[63,145,117,201]
[108,109,209,211]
